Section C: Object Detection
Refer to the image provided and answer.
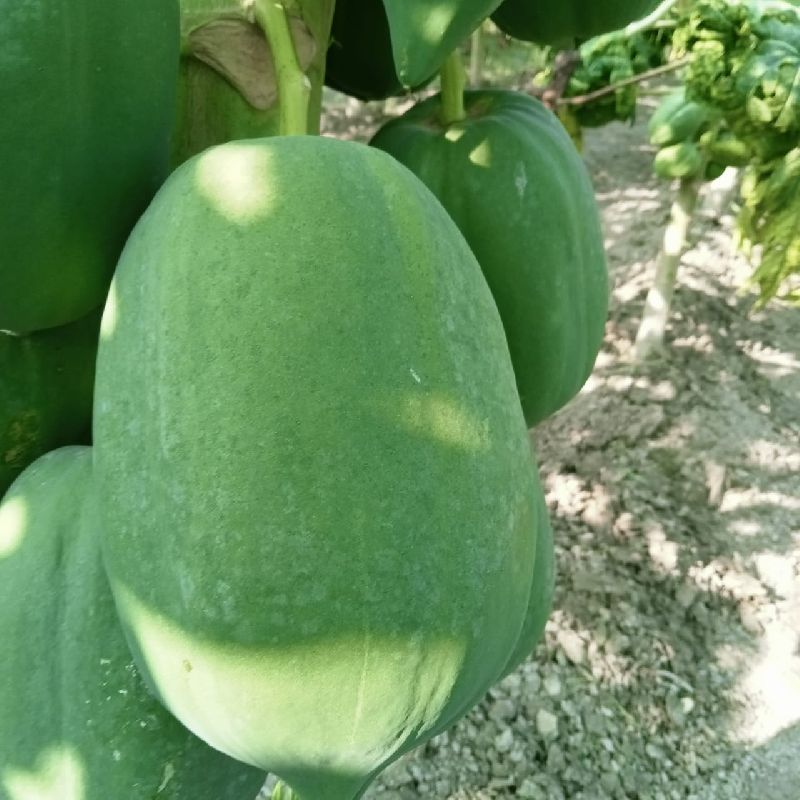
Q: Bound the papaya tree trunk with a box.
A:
[634,178,700,361]
[701,166,740,219]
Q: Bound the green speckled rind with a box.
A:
[0,448,265,800]
[0,309,101,496]
[370,90,609,427]
[492,0,662,44]
[0,0,179,333]
[94,136,540,799]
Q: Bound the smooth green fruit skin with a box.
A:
[371,91,609,427]
[492,0,662,45]
[95,136,544,799]
[0,309,100,496]
[0,0,179,333]
[648,90,712,148]
[706,133,751,167]
[501,473,554,676]
[0,447,265,800]
[654,142,704,180]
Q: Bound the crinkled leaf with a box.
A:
[739,148,800,304]
[381,0,503,86]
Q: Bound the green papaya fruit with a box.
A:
[326,0,408,100]
[0,447,265,800]
[649,89,713,147]
[705,131,752,167]
[370,90,609,427]
[501,476,555,676]
[171,58,281,168]
[654,142,704,179]
[704,160,727,181]
[326,0,497,100]
[0,0,179,333]
[94,136,548,799]
[1,309,101,496]
[492,0,662,45]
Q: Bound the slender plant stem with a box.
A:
[469,25,485,86]
[271,779,301,799]
[557,58,690,107]
[439,50,467,125]
[624,0,681,36]
[253,0,310,135]
[634,178,700,361]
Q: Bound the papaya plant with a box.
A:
[0,0,641,797]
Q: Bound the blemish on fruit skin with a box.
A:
[515,162,528,199]
[156,762,175,793]
[410,367,421,384]
[182,659,193,673]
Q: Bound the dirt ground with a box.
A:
[276,86,800,800]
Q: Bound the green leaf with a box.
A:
[381,0,502,86]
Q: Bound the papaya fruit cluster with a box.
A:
[0,1,645,798]
[648,87,751,182]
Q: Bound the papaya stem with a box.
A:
[469,25,485,87]
[253,0,310,135]
[439,50,467,126]
[271,779,302,799]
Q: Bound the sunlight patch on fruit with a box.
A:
[397,391,489,452]
[0,495,26,560]
[468,139,492,168]
[99,282,118,342]
[114,581,467,780]
[2,745,85,800]
[195,144,277,223]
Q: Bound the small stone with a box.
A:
[536,709,559,739]
[494,727,514,753]
[546,743,566,772]
[489,698,517,722]
[557,629,586,665]
[544,673,562,697]
[516,778,544,799]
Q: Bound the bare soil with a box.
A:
[262,88,800,800]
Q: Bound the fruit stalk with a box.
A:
[469,25,485,86]
[253,0,310,135]
[634,177,700,360]
[439,50,467,125]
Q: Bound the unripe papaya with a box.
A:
[649,89,713,147]
[492,0,663,45]
[0,0,179,333]
[371,91,609,427]
[654,142,704,179]
[0,447,265,800]
[326,0,407,100]
[1,309,100,496]
[94,136,549,798]
[705,131,751,167]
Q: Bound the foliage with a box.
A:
[672,0,800,302]
[540,29,668,130]
[739,147,800,304]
